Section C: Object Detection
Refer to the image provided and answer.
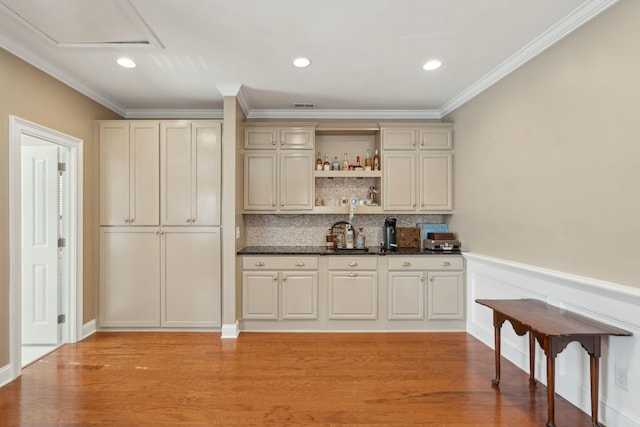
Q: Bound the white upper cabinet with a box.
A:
[99,121,159,226]
[380,123,453,150]
[243,124,315,212]
[160,121,221,225]
[243,125,315,150]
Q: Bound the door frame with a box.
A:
[8,115,83,380]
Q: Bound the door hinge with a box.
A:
[58,237,66,248]
[58,162,66,173]
[57,314,66,324]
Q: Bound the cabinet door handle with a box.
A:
[154,229,160,235]
[129,217,135,223]
[295,262,305,267]
[273,275,278,281]
[124,217,130,223]
[348,272,359,278]
[412,141,416,146]
[441,261,451,267]
[282,275,287,281]
[430,277,434,282]
[420,141,424,146]
[420,276,424,282]
[271,140,276,146]
[402,261,412,267]
[348,261,358,267]
[280,141,284,146]
[255,261,265,267]
[280,202,284,207]
[272,202,276,207]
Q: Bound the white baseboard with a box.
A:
[0,363,15,388]
[464,252,640,427]
[82,319,96,340]
[221,321,240,339]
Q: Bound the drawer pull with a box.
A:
[295,262,305,267]
[255,261,265,267]
[441,261,451,267]
[402,261,412,267]
[348,272,359,278]
[348,261,359,267]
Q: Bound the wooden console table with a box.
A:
[475,299,631,427]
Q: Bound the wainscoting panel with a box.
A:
[464,252,640,427]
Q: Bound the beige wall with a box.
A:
[0,48,121,366]
[447,0,640,288]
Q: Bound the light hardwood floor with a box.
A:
[0,332,593,426]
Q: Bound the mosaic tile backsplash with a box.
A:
[245,214,445,247]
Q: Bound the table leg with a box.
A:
[546,353,556,427]
[529,333,537,385]
[590,354,601,426]
[492,324,501,386]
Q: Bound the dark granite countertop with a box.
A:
[237,246,462,256]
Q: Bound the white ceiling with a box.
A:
[0,0,619,119]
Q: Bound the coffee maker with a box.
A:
[383,217,397,251]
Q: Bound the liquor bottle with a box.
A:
[316,151,323,171]
[323,155,331,171]
[364,149,372,169]
[373,149,381,171]
[342,153,349,170]
[332,156,340,171]
[354,156,363,170]
[345,224,354,249]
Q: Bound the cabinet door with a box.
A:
[99,121,159,225]
[388,272,424,320]
[162,227,220,327]
[99,228,161,327]
[280,152,313,210]
[161,121,192,225]
[328,271,377,319]
[281,272,318,319]
[382,152,416,211]
[418,127,453,150]
[192,122,221,225]
[419,152,453,212]
[244,152,277,211]
[380,127,417,150]
[279,127,315,149]
[244,127,278,149]
[242,271,279,319]
[427,271,464,320]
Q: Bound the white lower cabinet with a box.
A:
[242,256,318,320]
[328,257,378,320]
[100,227,221,328]
[387,256,464,322]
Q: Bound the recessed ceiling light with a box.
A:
[422,59,442,71]
[117,57,136,68]
[293,57,311,68]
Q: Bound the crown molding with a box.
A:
[439,0,619,117]
[124,109,224,119]
[247,109,442,120]
[0,33,128,117]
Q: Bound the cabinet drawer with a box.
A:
[328,256,377,270]
[388,256,463,271]
[242,256,318,270]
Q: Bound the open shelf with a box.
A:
[314,170,382,178]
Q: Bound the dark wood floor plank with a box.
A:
[0,332,593,426]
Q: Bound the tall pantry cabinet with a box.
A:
[98,120,222,328]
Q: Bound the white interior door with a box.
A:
[21,144,59,345]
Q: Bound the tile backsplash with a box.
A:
[244,214,445,247]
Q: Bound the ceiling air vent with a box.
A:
[293,103,316,109]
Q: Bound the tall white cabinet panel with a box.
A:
[160,121,221,225]
[100,228,161,327]
[419,153,453,211]
[99,121,159,225]
[162,227,221,327]
[279,152,314,210]
[382,152,416,211]
[244,153,278,211]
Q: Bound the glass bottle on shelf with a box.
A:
[332,156,340,171]
[354,156,363,170]
[342,153,349,170]
[316,151,323,171]
[364,149,372,169]
[323,155,331,171]
[373,149,381,171]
